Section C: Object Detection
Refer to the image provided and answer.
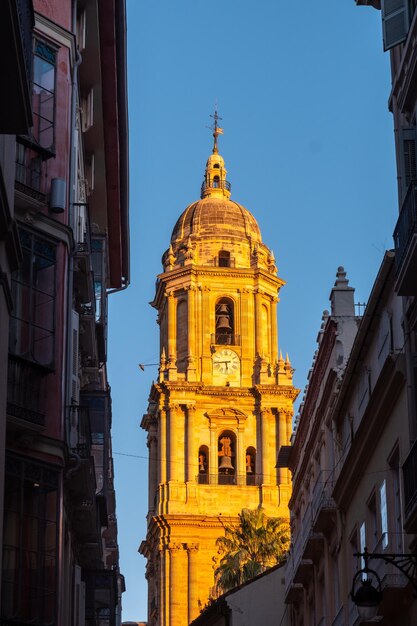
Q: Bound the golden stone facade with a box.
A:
[140,123,299,626]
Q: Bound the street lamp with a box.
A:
[351,547,417,620]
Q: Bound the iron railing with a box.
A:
[73,202,92,255]
[197,473,257,486]
[201,179,231,195]
[70,405,92,459]
[211,333,241,346]
[393,181,417,271]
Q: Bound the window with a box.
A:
[246,447,256,485]
[360,521,367,576]
[215,298,234,344]
[387,448,403,554]
[218,431,236,484]
[198,446,209,484]
[399,127,417,202]
[367,492,378,551]
[9,229,57,367]
[1,455,59,625]
[218,250,230,268]
[382,0,409,51]
[32,40,56,150]
[379,480,389,549]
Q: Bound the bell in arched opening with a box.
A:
[215,301,233,345]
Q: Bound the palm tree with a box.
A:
[214,507,290,594]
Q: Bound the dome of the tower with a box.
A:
[162,122,276,273]
[170,196,262,246]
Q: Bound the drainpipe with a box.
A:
[59,2,82,623]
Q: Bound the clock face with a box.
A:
[213,349,240,375]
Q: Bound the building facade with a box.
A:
[189,562,288,626]
[281,257,414,625]
[140,124,299,626]
[0,1,129,626]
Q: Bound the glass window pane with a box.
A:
[33,57,55,93]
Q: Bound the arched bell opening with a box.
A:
[218,430,236,485]
[246,447,256,486]
[213,175,220,188]
[198,445,209,485]
[215,298,234,345]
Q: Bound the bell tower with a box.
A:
[140,115,299,626]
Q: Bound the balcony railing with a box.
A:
[403,439,417,521]
[73,202,92,255]
[197,473,256,486]
[70,405,92,459]
[15,140,47,202]
[201,179,231,196]
[211,333,241,346]
[7,355,48,426]
[394,181,417,272]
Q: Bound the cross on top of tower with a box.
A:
[209,108,224,154]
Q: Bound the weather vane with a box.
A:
[209,107,224,154]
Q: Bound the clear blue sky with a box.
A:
[108,1,396,620]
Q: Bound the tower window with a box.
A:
[218,431,236,484]
[198,446,209,484]
[215,298,234,345]
[213,175,220,187]
[218,250,230,268]
[246,447,256,486]
[213,163,220,168]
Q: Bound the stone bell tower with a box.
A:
[140,115,299,626]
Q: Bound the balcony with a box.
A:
[70,405,92,459]
[312,471,336,534]
[201,179,231,196]
[7,355,48,426]
[14,140,48,204]
[370,535,408,602]
[403,439,417,531]
[196,473,257,486]
[394,181,417,295]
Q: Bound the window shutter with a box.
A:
[73,565,86,626]
[382,0,409,51]
[71,310,80,404]
[399,127,417,199]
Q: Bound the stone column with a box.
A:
[186,285,197,381]
[254,289,262,357]
[168,404,182,482]
[169,543,187,626]
[285,409,293,484]
[166,290,177,380]
[187,543,200,624]
[159,408,167,485]
[277,409,288,484]
[186,405,197,482]
[159,542,169,626]
[237,424,245,485]
[201,286,211,379]
[209,424,217,484]
[270,296,278,364]
[147,426,158,512]
[261,408,270,485]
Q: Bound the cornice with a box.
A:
[149,381,299,403]
[152,266,284,308]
